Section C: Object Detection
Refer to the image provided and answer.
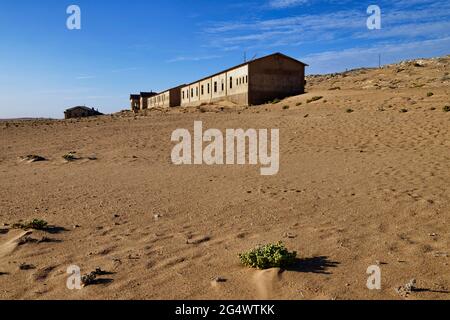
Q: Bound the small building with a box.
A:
[64,106,103,119]
[148,85,185,109]
[130,94,141,112]
[139,92,158,110]
[181,52,308,107]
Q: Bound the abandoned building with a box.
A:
[130,52,308,110]
[181,53,307,106]
[130,94,141,112]
[64,106,103,119]
[148,85,185,109]
[139,92,158,110]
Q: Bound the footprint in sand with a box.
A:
[252,268,283,300]
[0,229,33,258]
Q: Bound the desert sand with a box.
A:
[0,56,449,300]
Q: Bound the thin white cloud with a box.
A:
[75,75,96,80]
[269,0,309,8]
[203,2,450,50]
[166,55,222,63]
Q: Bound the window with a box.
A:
[230,77,233,89]
[221,81,224,92]
[183,91,185,99]
[196,87,198,96]
[214,82,217,93]
[201,85,204,95]
[191,89,194,98]
[207,83,210,94]
[246,75,248,83]
[236,78,238,86]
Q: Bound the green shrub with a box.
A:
[306,96,323,104]
[444,105,450,112]
[282,105,290,110]
[271,98,281,104]
[13,219,48,231]
[346,108,354,113]
[239,242,297,269]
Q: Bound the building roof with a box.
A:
[130,94,140,100]
[183,52,308,87]
[156,84,187,95]
[140,92,158,98]
[64,106,102,114]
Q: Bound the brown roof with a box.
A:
[183,52,308,87]
[140,92,158,98]
[130,94,140,100]
[64,106,103,115]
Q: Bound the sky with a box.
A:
[0,0,449,119]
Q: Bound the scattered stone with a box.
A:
[213,277,227,283]
[187,236,211,245]
[20,155,46,163]
[19,263,36,271]
[153,214,162,220]
[396,279,417,297]
[283,232,297,239]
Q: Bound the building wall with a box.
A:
[180,65,249,107]
[248,55,305,105]
[147,88,182,109]
[199,78,212,103]
[130,99,140,112]
[65,108,99,119]
[140,97,149,110]
[224,65,249,105]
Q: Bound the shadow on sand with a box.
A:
[284,256,340,274]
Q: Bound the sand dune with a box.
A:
[0,55,449,300]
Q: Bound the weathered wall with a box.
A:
[248,55,305,105]
[224,65,249,105]
[180,65,249,107]
[130,99,140,111]
[140,97,149,110]
[147,87,182,109]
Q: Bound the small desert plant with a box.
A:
[443,105,450,112]
[296,102,302,106]
[346,108,354,113]
[329,87,341,91]
[427,92,434,97]
[239,242,297,269]
[400,108,409,113]
[13,219,48,231]
[282,105,290,110]
[307,96,323,104]
[62,152,77,161]
[271,98,281,104]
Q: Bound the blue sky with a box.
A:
[0,0,449,118]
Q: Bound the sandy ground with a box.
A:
[0,56,449,300]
